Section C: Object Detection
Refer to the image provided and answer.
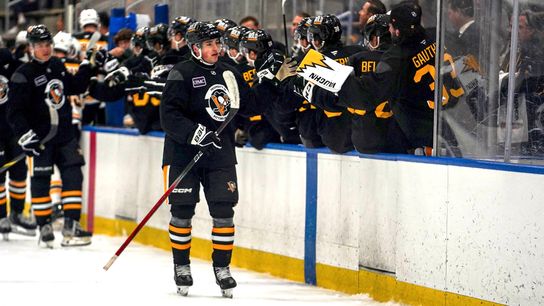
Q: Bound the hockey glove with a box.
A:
[105,66,130,87]
[18,129,43,156]
[89,49,119,73]
[291,76,316,102]
[275,57,298,82]
[188,124,222,156]
[256,50,285,83]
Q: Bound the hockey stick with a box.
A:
[282,0,290,55]
[103,70,240,271]
[0,106,59,174]
[86,31,102,66]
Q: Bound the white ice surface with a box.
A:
[0,233,400,306]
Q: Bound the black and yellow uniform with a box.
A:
[7,56,92,227]
[161,55,264,269]
[0,48,27,225]
[73,31,109,125]
[310,42,364,153]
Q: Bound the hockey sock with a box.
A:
[31,176,53,226]
[60,166,83,221]
[50,179,62,207]
[61,190,82,221]
[0,184,6,218]
[211,218,235,267]
[8,180,26,214]
[169,217,192,265]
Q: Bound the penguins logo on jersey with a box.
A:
[44,79,65,109]
[0,75,9,104]
[204,84,231,121]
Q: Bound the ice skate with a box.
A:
[174,264,193,296]
[51,203,64,231]
[0,217,11,240]
[38,223,54,248]
[213,266,237,298]
[61,218,92,247]
[9,213,37,236]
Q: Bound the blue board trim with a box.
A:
[304,152,318,285]
[83,126,544,174]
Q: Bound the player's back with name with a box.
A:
[161,58,249,168]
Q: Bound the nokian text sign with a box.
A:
[296,49,353,93]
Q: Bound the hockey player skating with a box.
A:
[0,47,37,239]
[7,25,110,247]
[160,21,267,298]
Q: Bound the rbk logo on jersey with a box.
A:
[192,76,206,88]
[0,75,9,104]
[44,79,65,109]
[204,84,231,121]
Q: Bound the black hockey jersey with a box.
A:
[73,31,109,53]
[7,57,93,145]
[339,32,437,149]
[0,48,21,140]
[161,57,261,168]
[310,42,364,153]
[162,46,191,66]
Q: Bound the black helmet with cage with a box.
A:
[169,16,196,38]
[27,24,53,44]
[294,16,312,41]
[239,29,273,56]
[363,14,391,50]
[307,14,342,50]
[213,18,237,33]
[222,26,249,50]
[131,26,149,49]
[147,23,170,51]
[186,21,222,46]
[186,21,223,64]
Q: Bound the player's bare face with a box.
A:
[32,41,52,61]
[228,48,241,60]
[201,39,221,64]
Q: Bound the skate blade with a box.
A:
[11,227,37,237]
[176,286,190,296]
[52,219,64,231]
[2,233,9,241]
[61,237,92,247]
[39,240,54,249]
[221,289,233,298]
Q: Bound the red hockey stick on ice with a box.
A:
[103,70,240,271]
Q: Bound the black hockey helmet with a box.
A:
[147,23,169,50]
[185,21,222,46]
[222,26,249,50]
[27,24,53,44]
[131,26,149,49]
[213,18,237,33]
[294,17,312,41]
[239,29,273,56]
[389,2,422,31]
[307,14,342,49]
[169,16,196,38]
[363,14,391,48]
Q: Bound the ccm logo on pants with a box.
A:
[172,188,193,194]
